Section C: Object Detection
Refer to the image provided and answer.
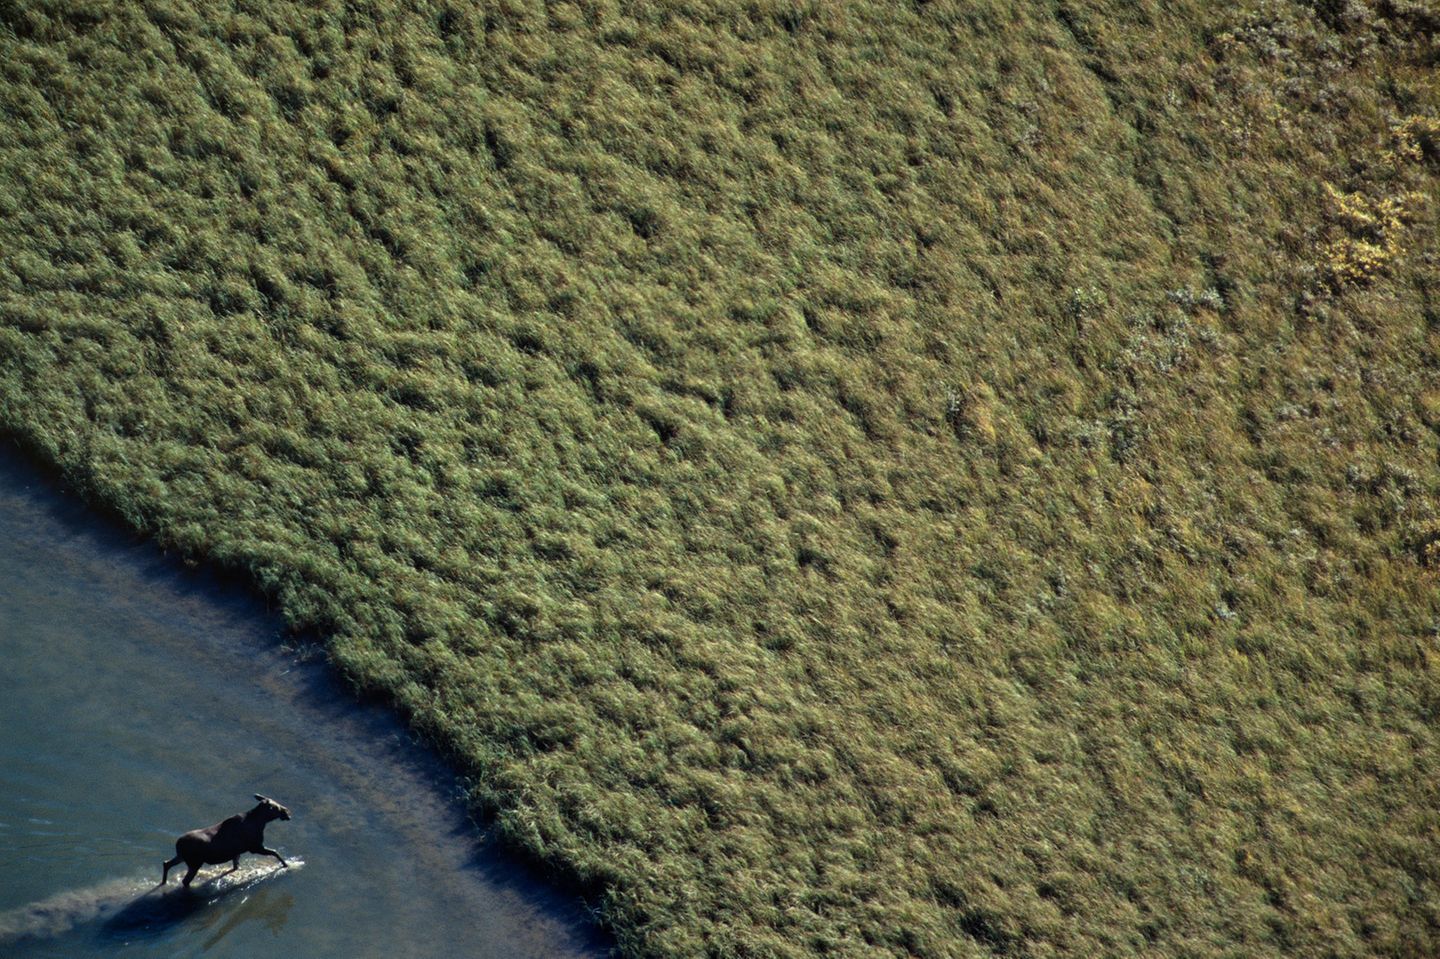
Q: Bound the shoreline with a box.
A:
[0,435,613,956]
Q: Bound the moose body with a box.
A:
[161,795,291,887]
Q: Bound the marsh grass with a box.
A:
[2,1,1439,955]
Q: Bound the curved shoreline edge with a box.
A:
[0,438,613,956]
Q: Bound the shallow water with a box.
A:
[0,447,610,958]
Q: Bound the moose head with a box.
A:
[253,794,292,822]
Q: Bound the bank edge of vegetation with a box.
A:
[1,1,1438,955]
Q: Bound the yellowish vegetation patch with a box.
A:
[1318,183,1424,290]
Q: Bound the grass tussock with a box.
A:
[2,0,1439,955]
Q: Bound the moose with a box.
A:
[160,795,292,888]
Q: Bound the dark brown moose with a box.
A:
[160,795,292,887]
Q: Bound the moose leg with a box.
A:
[181,862,201,887]
[259,846,288,868]
[161,854,183,884]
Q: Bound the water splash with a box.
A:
[0,857,303,947]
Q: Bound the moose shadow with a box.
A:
[100,867,295,942]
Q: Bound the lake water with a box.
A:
[0,446,611,958]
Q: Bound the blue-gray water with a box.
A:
[0,446,610,958]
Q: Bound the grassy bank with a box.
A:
[2,1,1439,955]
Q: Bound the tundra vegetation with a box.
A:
[1,1,1439,955]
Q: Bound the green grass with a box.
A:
[2,1,1439,955]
